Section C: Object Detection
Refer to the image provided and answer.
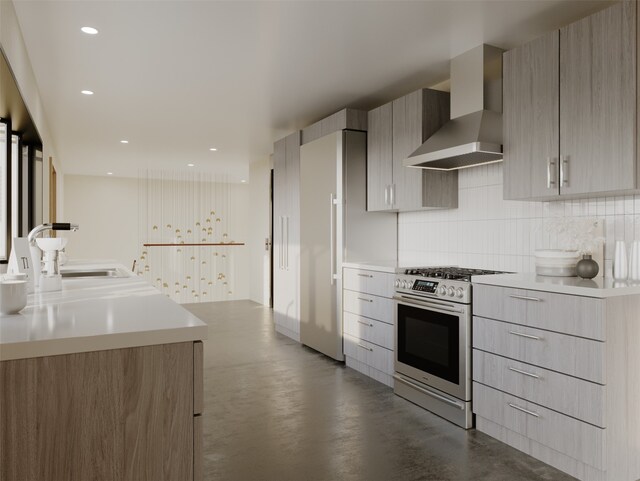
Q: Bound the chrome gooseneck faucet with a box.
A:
[27,223,80,245]
[27,223,79,290]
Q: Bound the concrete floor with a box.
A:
[183,300,575,481]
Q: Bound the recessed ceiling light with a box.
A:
[107,172,113,175]
[81,90,94,95]
[120,140,129,144]
[187,163,195,167]
[241,180,246,183]
[209,148,217,151]
[81,27,99,35]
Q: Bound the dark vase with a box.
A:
[576,254,599,279]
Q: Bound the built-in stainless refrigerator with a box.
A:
[299,130,397,360]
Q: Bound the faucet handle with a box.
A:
[52,223,79,231]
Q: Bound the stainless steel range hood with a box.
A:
[405,45,504,170]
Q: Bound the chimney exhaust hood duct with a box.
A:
[405,44,504,170]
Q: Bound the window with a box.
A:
[11,133,19,241]
[1,48,44,264]
[0,121,7,261]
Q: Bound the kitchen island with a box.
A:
[0,265,207,481]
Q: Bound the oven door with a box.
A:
[394,294,471,401]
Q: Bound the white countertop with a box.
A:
[472,272,640,298]
[342,260,405,273]
[0,261,207,361]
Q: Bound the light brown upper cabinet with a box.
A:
[367,102,393,211]
[504,1,638,200]
[367,89,458,212]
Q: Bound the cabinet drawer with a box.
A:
[194,341,203,416]
[343,268,395,298]
[194,415,203,481]
[343,311,394,350]
[473,284,605,340]
[473,383,604,470]
[343,289,394,324]
[473,316,604,384]
[344,334,394,375]
[473,350,604,427]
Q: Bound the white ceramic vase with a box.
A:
[629,241,640,282]
[613,241,628,280]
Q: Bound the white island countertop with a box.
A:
[472,272,640,298]
[0,262,207,361]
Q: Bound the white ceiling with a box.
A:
[12,0,612,180]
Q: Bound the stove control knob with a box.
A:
[403,280,411,289]
[455,288,464,298]
[447,287,455,297]
[395,279,401,288]
[437,285,447,296]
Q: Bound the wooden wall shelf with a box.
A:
[143,243,245,247]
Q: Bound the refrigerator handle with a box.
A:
[330,193,336,285]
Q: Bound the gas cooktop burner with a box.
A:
[403,267,506,282]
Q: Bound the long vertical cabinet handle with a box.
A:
[279,216,284,270]
[390,184,395,206]
[384,186,389,205]
[285,216,289,270]
[330,193,336,285]
[560,155,569,187]
[546,157,557,189]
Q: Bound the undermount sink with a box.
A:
[61,268,130,278]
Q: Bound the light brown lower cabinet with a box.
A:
[0,341,204,481]
[473,286,640,481]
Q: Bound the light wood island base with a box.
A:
[0,340,203,481]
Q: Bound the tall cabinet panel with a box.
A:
[559,0,636,196]
[503,31,560,200]
[273,138,286,273]
[273,132,301,341]
[366,103,393,211]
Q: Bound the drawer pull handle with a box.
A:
[508,403,540,418]
[357,273,374,278]
[393,374,465,410]
[357,320,374,327]
[508,367,540,379]
[357,297,373,303]
[509,331,542,341]
[358,343,373,352]
[509,295,542,302]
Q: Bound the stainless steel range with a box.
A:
[393,267,504,429]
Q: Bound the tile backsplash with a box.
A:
[398,163,640,277]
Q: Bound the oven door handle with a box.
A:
[393,375,465,410]
[393,295,464,314]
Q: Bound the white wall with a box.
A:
[64,174,251,302]
[0,0,62,221]
[248,157,272,305]
[63,175,139,266]
[399,163,640,277]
